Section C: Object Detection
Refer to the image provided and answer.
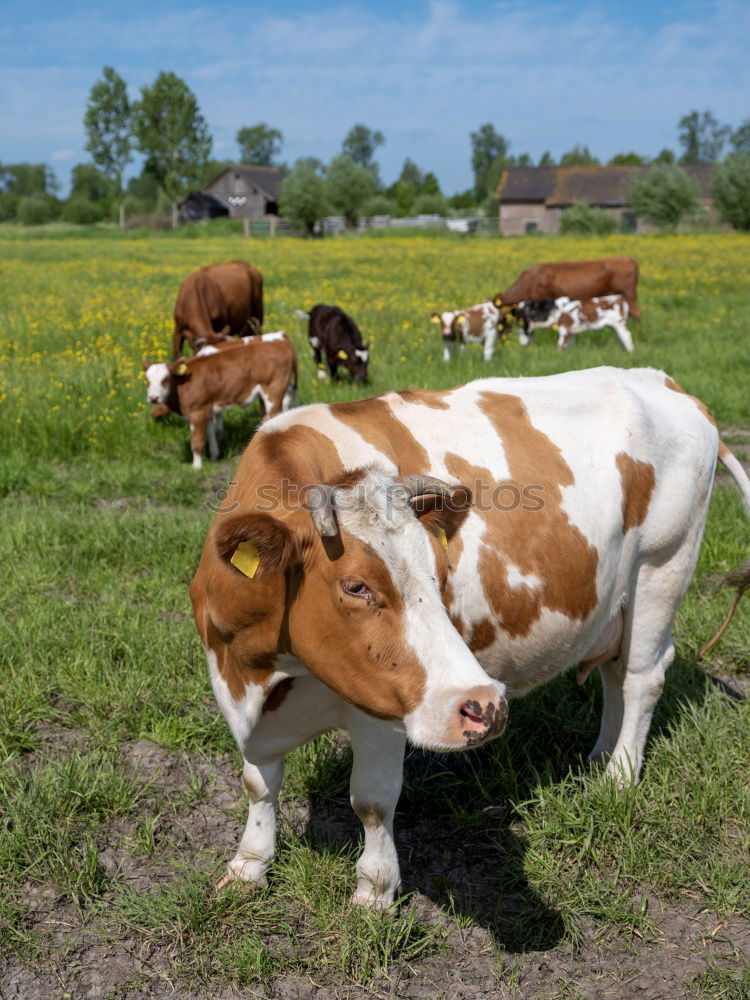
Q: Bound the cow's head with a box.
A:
[206,471,507,751]
[142,358,191,406]
[337,345,370,383]
[430,311,467,342]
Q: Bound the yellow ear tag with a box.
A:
[337,349,348,360]
[176,363,188,375]
[430,315,441,323]
[433,525,449,551]
[231,541,260,579]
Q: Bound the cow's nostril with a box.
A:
[460,705,484,727]
[459,700,488,732]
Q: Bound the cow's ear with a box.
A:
[430,313,441,323]
[214,512,301,579]
[493,294,503,307]
[411,485,472,544]
[141,358,151,371]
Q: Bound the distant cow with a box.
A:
[173,261,264,359]
[496,256,640,320]
[143,335,297,469]
[295,305,369,382]
[431,300,502,362]
[512,295,634,352]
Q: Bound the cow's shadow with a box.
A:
[298,655,720,954]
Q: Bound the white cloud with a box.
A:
[1,0,748,192]
[51,148,76,162]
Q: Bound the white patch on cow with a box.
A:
[506,563,542,591]
[243,386,261,406]
[144,362,170,404]
[261,331,286,342]
[196,344,220,357]
[310,336,321,349]
[355,348,369,363]
[332,474,506,750]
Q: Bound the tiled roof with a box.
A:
[496,164,714,206]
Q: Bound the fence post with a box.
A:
[270,216,277,237]
[243,217,250,238]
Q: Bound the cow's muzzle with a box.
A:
[459,689,509,747]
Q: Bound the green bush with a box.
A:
[412,192,448,216]
[60,197,106,225]
[16,195,60,225]
[712,153,750,231]
[560,201,617,235]
[361,194,399,218]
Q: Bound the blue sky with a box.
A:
[1,0,748,194]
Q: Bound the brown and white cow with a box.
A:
[189,367,750,906]
[144,334,297,469]
[512,295,634,352]
[172,260,264,359]
[496,256,640,320]
[430,300,502,362]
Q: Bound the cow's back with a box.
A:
[502,257,639,315]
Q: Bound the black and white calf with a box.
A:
[512,295,634,352]
[295,304,370,382]
[431,301,502,362]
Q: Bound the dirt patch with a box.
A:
[3,734,748,1000]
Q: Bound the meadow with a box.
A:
[1,229,749,999]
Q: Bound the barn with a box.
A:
[495,164,714,235]
[178,164,283,224]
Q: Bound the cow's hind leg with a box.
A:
[613,321,634,353]
[588,658,625,764]
[603,553,697,785]
[346,707,406,908]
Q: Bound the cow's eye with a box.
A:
[341,579,373,601]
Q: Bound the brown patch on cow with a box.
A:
[579,299,599,322]
[397,388,452,410]
[664,377,717,428]
[330,397,430,471]
[352,802,386,830]
[464,309,486,337]
[442,394,600,639]
[616,453,656,533]
[719,441,731,461]
[262,677,294,713]
[240,424,346,506]
[467,618,496,652]
[499,256,640,319]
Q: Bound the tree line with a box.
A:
[1,65,749,231]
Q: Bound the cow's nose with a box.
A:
[458,687,509,747]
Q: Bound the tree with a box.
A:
[413,192,448,216]
[628,163,700,231]
[712,153,750,231]
[538,151,555,167]
[654,148,675,164]
[559,202,617,235]
[70,163,111,203]
[731,120,750,154]
[132,72,212,228]
[470,123,510,201]
[397,158,424,189]
[0,162,58,221]
[279,159,329,236]
[84,67,132,229]
[342,124,384,172]
[678,110,730,164]
[325,154,376,227]
[608,152,644,165]
[236,123,283,165]
[559,144,599,166]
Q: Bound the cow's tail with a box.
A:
[282,353,299,412]
[294,309,310,321]
[697,441,750,659]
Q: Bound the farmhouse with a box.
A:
[178,164,283,224]
[496,164,713,235]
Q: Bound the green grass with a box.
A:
[1,230,749,993]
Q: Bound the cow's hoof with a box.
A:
[215,860,269,892]
[351,883,400,909]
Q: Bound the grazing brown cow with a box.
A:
[172,260,264,359]
[496,256,640,320]
[144,335,297,468]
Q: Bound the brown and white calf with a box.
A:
[190,367,750,906]
[431,300,502,361]
[143,333,298,469]
[513,295,634,352]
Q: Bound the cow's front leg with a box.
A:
[346,708,406,908]
[613,322,634,353]
[206,414,221,461]
[188,408,210,469]
[218,758,284,889]
[482,326,497,362]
